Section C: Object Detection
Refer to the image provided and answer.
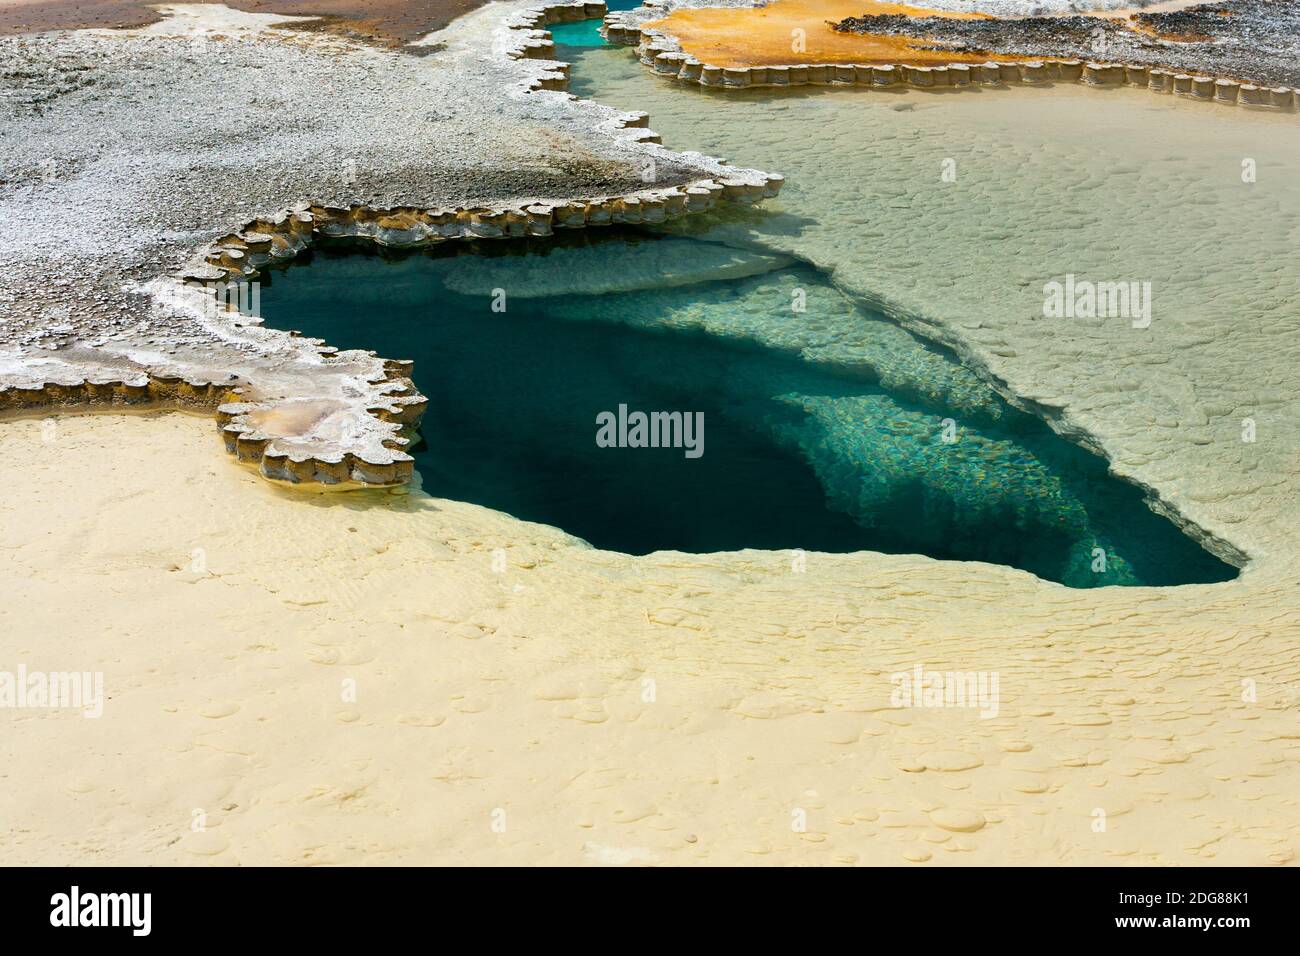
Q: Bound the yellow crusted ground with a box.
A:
[645,0,1006,69]
[0,412,1296,865]
[644,0,1210,69]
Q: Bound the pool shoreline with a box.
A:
[0,2,782,489]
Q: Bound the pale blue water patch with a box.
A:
[536,263,1003,418]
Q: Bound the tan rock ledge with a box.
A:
[0,1,785,490]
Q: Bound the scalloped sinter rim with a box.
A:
[191,177,782,487]
[603,5,1300,111]
[0,1,785,490]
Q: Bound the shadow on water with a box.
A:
[255,228,1238,588]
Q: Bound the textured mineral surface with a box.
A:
[629,0,1300,86]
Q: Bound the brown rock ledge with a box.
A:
[0,0,487,45]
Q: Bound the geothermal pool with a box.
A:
[255,17,1300,588]
[258,231,1234,587]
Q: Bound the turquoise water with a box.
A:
[549,0,641,48]
[549,19,606,47]
[257,231,1236,587]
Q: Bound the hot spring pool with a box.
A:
[256,229,1236,587]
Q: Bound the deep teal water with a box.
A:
[257,231,1237,587]
[549,0,639,48]
[549,20,606,47]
